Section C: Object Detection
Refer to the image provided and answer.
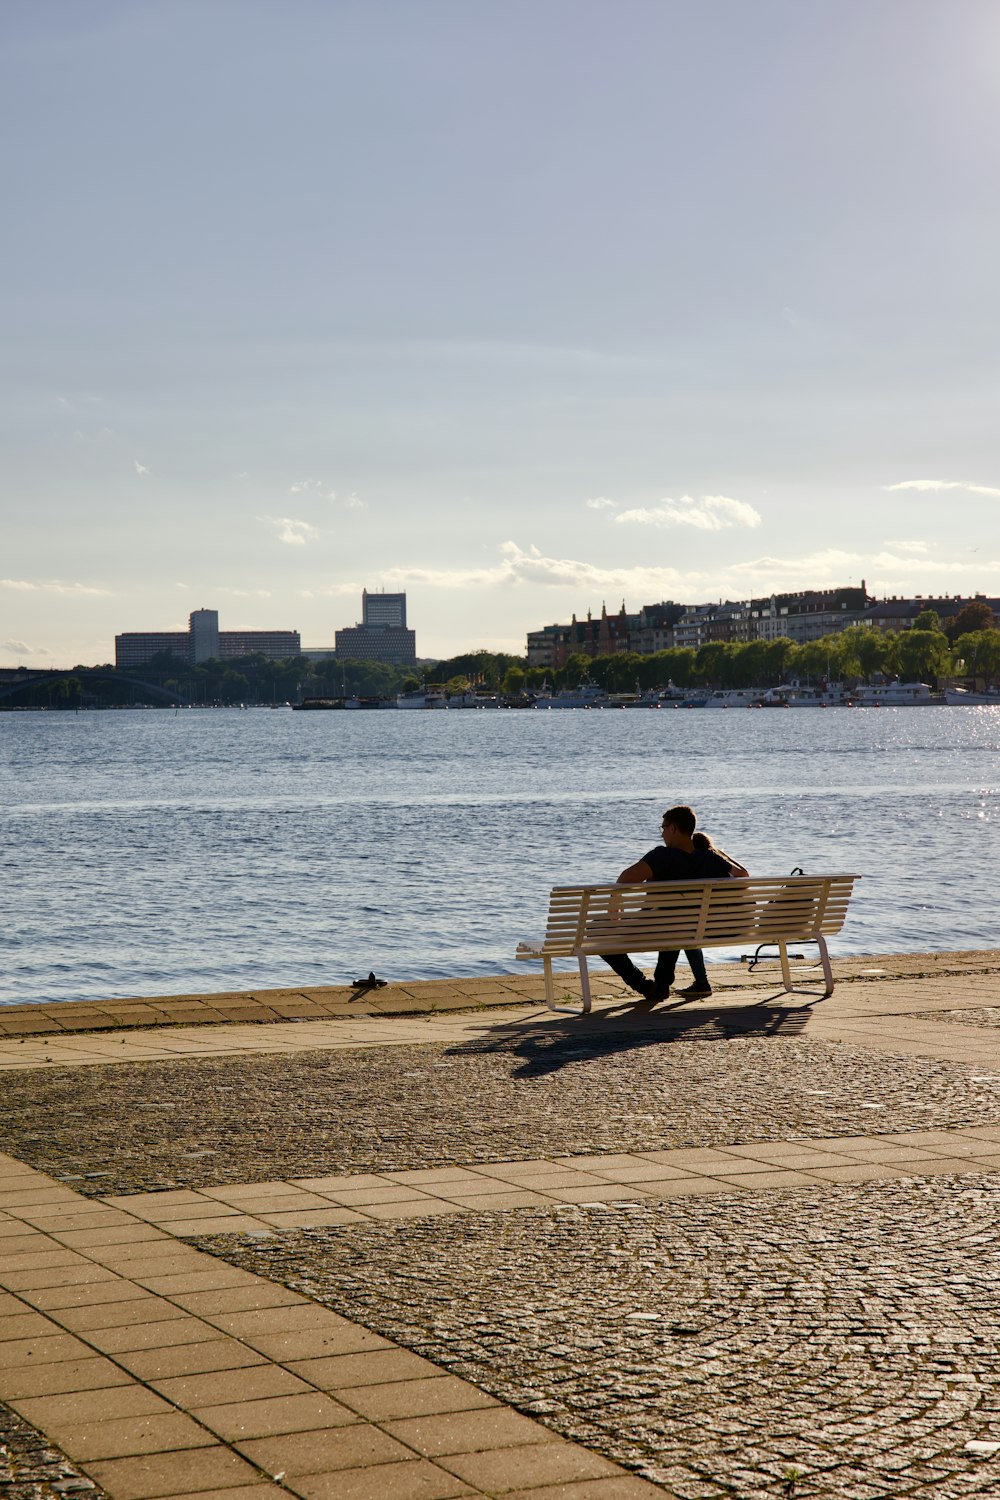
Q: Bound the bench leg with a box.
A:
[816,934,834,997]
[577,954,592,1014]
[778,940,793,993]
[543,956,555,1010]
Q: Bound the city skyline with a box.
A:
[4,1,1000,669]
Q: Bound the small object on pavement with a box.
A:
[351,971,387,989]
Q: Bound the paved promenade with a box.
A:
[1,950,999,1500]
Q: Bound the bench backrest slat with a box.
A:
[538,875,858,955]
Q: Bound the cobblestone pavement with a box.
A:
[5,1034,1000,1198]
[0,1402,105,1499]
[196,1177,1000,1500]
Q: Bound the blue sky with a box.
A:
[3,0,1000,666]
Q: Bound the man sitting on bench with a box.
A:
[602,804,746,1003]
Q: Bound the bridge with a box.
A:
[0,669,188,706]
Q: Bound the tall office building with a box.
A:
[190,609,220,663]
[335,589,416,664]
[362,590,407,629]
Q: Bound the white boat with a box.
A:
[702,688,763,709]
[541,680,610,709]
[943,686,1000,706]
[851,681,943,707]
[446,690,501,709]
[761,682,851,708]
[395,689,447,709]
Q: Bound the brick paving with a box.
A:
[0,956,999,1498]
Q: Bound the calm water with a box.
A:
[2,706,998,1005]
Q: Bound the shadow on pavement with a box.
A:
[447,1004,813,1078]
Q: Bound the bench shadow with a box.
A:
[447,1003,813,1079]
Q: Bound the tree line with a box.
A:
[4,604,998,708]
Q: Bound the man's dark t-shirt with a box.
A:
[641,846,732,882]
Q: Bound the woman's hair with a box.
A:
[692,831,715,851]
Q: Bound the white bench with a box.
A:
[516,874,859,1011]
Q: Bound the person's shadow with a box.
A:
[447,1003,813,1079]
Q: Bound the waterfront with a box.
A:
[2,707,998,1006]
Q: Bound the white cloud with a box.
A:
[134,460,150,477]
[374,540,1000,606]
[615,494,762,530]
[884,539,932,555]
[884,478,1000,497]
[585,496,618,510]
[288,478,365,508]
[175,581,189,589]
[0,578,111,596]
[260,515,321,545]
[2,640,46,656]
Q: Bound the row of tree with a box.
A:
[4,611,998,709]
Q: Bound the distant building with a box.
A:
[115,632,189,670]
[115,610,301,669]
[335,589,416,664]
[865,594,1000,633]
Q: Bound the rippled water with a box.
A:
[2,706,998,1004]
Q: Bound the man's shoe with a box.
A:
[678,983,712,999]
[633,977,658,1001]
[648,987,671,1003]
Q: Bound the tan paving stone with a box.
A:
[628,1177,729,1198]
[336,1377,500,1423]
[436,1191,554,1211]
[54,1296,211,1331]
[115,1338,269,1380]
[151,1364,315,1407]
[796,1162,923,1183]
[288,1349,443,1389]
[358,1199,468,1221]
[290,1174,394,1192]
[238,1424,416,1475]
[542,1185,651,1204]
[12,1384,174,1428]
[194,1391,358,1440]
[56,1410,219,1460]
[155,1489,289,1500]
[384,1408,553,1457]
[287,1459,474,1500]
[0,1331,94,1367]
[714,1169,828,1189]
[25,1277,151,1310]
[48,1222,171,1248]
[439,1441,623,1491]
[165,1215,275,1236]
[241,1326,394,1362]
[138,1269,269,1295]
[1,1261,121,1291]
[0,1354,132,1399]
[502,1481,665,1499]
[0,1310,58,1340]
[87,1445,263,1499]
[322,1185,440,1206]
[168,1285,306,1316]
[204,1305,359,1338]
[257,1207,365,1228]
[201,1184,333,1208]
[84,1315,226,1353]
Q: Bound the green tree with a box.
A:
[954,629,1000,686]
[884,628,953,683]
[946,600,996,642]
[832,624,887,682]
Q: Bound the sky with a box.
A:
[3,0,1000,667]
